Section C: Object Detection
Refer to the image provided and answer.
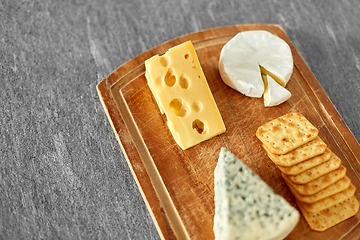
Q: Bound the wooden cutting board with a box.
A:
[97,24,360,240]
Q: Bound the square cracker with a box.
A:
[286,151,341,184]
[282,165,346,195]
[299,184,356,213]
[287,176,351,203]
[277,147,331,175]
[264,137,327,167]
[256,112,319,155]
[297,196,359,231]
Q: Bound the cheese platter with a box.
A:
[97,24,360,239]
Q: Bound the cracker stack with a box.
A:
[256,112,359,231]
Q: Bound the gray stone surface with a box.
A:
[1,0,360,239]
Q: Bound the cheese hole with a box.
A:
[170,99,182,111]
[155,76,164,88]
[170,98,188,117]
[192,119,207,134]
[184,53,190,60]
[165,69,176,87]
[179,74,190,89]
[160,56,169,67]
[191,101,203,113]
[191,59,196,69]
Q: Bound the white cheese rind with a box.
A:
[263,74,291,107]
[214,148,299,240]
[219,30,293,98]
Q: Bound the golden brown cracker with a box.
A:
[282,165,346,195]
[297,196,359,231]
[277,147,331,175]
[264,137,327,167]
[287,176,351,203]
[256,112,319,155]
[286,151,341,184]
[299,184,356,213]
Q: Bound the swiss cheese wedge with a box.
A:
[145,41,226,150]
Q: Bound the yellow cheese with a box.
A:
[145,41,226,150]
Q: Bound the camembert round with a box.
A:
[219,30,293,101]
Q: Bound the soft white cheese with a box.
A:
[263,74,291,107]
[214,148,299,240]
[219,30,293,98]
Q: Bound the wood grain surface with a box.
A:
[98,24,360,240]
[2,1,360,239]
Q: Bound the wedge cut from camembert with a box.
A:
[214,148,299,240]
[219,30,293,98]
[145,41,226,150]
[262,74,291,107]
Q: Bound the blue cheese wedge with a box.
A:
[214,148,299,240]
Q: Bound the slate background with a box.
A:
[1,0,360,239]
